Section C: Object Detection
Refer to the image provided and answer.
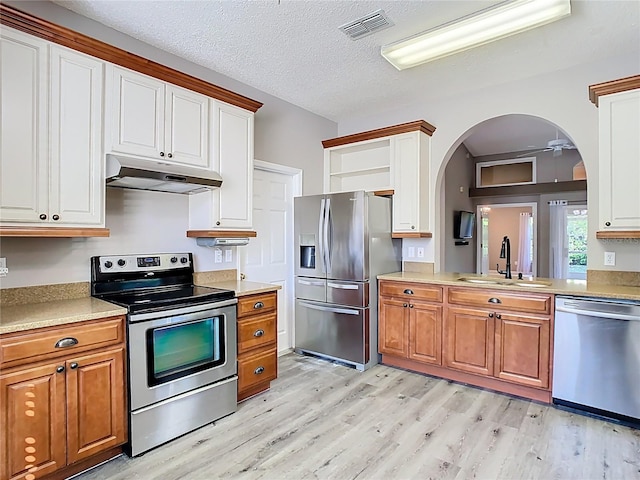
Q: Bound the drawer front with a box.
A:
[0,317,125,366]
[447,288,551,315]
[238,292,277,318]
[238,313,277,354]
[238,348,277,392]
[379,281,443,303]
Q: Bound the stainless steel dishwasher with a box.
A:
[553,296,640,424]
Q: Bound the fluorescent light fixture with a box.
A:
[381,0,571,70]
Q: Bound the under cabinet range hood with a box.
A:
[105,154,223,194]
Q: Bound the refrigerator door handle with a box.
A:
[324,197,331,273]
[297,279,325,287]
[298,300,360,316]
[318,198,326,273]
[327,282,359,290]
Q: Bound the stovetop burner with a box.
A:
[90,253,235,314]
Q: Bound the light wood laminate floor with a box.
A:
[77,353,640,480]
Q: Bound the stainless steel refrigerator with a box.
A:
[294,190,401,371]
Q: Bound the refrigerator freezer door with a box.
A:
[326,191,366,281]
[294,194,326,278]
[326,280,368,308]
[295,300,370,367]
[295,277,326,302]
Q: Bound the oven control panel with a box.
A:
[98,253,191,273]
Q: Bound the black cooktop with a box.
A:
[97,285,235,314]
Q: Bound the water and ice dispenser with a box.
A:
[299,235,315,269]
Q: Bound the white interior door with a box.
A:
[240,161,301,352]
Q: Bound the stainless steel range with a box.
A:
[91,253,237,457]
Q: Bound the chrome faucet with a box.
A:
[497,236,512,279]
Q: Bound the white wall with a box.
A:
[0,1,336,289]
[338,54,640,273]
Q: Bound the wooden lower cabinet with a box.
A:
[443,306,494,376]
[237,292,278,401]
[0,317,127,480]
[379,281,553,403]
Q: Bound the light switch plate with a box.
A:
[224,249,233,262]
[0,257,7,277]
[407,247,415,258]
[214,249,223,263]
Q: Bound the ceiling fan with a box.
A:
[518,132,577,157]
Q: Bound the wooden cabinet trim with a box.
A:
[0,4,262,113]
[186,230,257,238]
[322,120,436,148]
[589,74,640,106]
[391,232,433,239]
[0,227,110,237]
[596,230,640,239]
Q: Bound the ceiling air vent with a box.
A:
[339,9,394,40]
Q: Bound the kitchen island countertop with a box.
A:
[377,271,640,301]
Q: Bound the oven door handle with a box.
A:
[128,298,238,323]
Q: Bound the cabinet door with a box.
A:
[378,297,408,357]
[494,313,550,389]
[408,302,442,365]
[49,46,104,226]
[598,89,640,230]
[211,101,254,229]
[66,348,126,464]
[108,66,164,158]
[165,85,209,168]
[0,363,66,480]
[391,132,430,234]
[444,306,494,376]
[0,28,49,223]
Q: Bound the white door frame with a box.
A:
[253,159,302,354]
[476,202,538,277]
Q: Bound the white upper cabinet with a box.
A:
[189,101,254,230]
[597,87,640,232]
[322,121,434,236]
[1,29,104,227]
[391,131,430,235]
[107,66,209,168]
[1,28,49,223]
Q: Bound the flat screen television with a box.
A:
[454,211,475,239]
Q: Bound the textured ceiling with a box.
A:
[51,0,639,155]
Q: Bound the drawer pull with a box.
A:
[253,329,265,337]
[70,362,79,369]
[488,298,502,304]
[55,337,78,348]
[253,301,264,309]
[254,366,265,375]
[403,289,414,295]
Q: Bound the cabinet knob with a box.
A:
[160,151,165,157]
[39,214,47,220]
[167,153,173,158]
[253,329,265,337]
[403,303,408,308]
[605,221,611,227]
[52,214,60,221]
[411,225,415,230]
[488,313,494,318]
[254,366,265,375]
[56,366,65,373]
[409,304,414,308]
[496,313,502,319]
[254,301,264,309]
[216,221,221,226]
[70,362,79,369]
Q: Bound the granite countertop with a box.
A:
[198,280,281,296]
[378,271,640,301]
[0,297,128,335]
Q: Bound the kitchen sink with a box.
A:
[457,277,501,284]
[509,281,552,288]
[456,277,552,288]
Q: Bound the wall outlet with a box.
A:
[407,247,415,258]
[214,249,223,264]
[604,251,616,266]
[417,247,425,258]
[224,249,233,262]
[0,257,7,277]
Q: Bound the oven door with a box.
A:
[128,300,237,411]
